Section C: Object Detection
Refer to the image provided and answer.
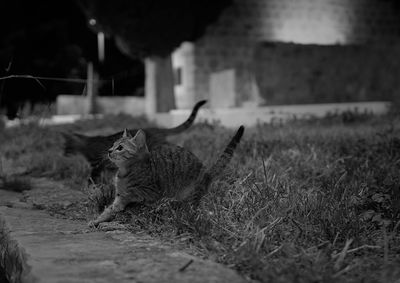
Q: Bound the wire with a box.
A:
[0,74,109,83]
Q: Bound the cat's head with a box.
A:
[108,129,149,165]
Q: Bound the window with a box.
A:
[174,67,182,86]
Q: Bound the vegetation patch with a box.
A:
[1,113,399,282]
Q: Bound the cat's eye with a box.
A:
[116,145,123,151]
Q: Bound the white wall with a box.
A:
[172,42,196,109]
[56,95,145,116]
[152,101,391,128]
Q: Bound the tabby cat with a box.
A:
[89,125,244,227]
[62,100,207,181]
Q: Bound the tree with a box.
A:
[78,0,232,113]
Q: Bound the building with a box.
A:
[172,0,400,109]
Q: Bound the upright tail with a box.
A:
[207,125,244,180]
[191,126,244,205]
[157,100,207,135]
[62,100,206,158]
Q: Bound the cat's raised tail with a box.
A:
[62,100,207,158]
[191,125,244,205]
[208,125,244,180]
[156,100,207,135]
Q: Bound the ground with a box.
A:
[0,186,244,283]
[0,111,400,282]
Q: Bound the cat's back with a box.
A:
[149,145,204,198]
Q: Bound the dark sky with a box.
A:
[2,0,399,118]
[0,0,230,118]
[0,0,143,117]
[0,0,97,71]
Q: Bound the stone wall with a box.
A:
[172,0,400,108]
[254,42,400,105]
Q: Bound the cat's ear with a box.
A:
[122,128,131,138]
[132,129,149,152]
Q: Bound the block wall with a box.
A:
[173,0,400,107]
[254,42,400,104]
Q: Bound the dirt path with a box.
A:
[0,182,246,283]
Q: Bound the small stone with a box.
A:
[61,200,72,209]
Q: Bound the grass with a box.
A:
[0,112,399,282]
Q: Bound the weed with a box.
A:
[85,181,115,214]
[1,113,400,282]
[0,176,33,192]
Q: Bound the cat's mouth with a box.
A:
[108,154,122,165]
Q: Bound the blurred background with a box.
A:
[0,0,399,123]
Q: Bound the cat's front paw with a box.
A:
[97,222,127,231]
[88,220,100,228]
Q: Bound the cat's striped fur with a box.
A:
[62,100,207,181]
[89,125,244,226]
